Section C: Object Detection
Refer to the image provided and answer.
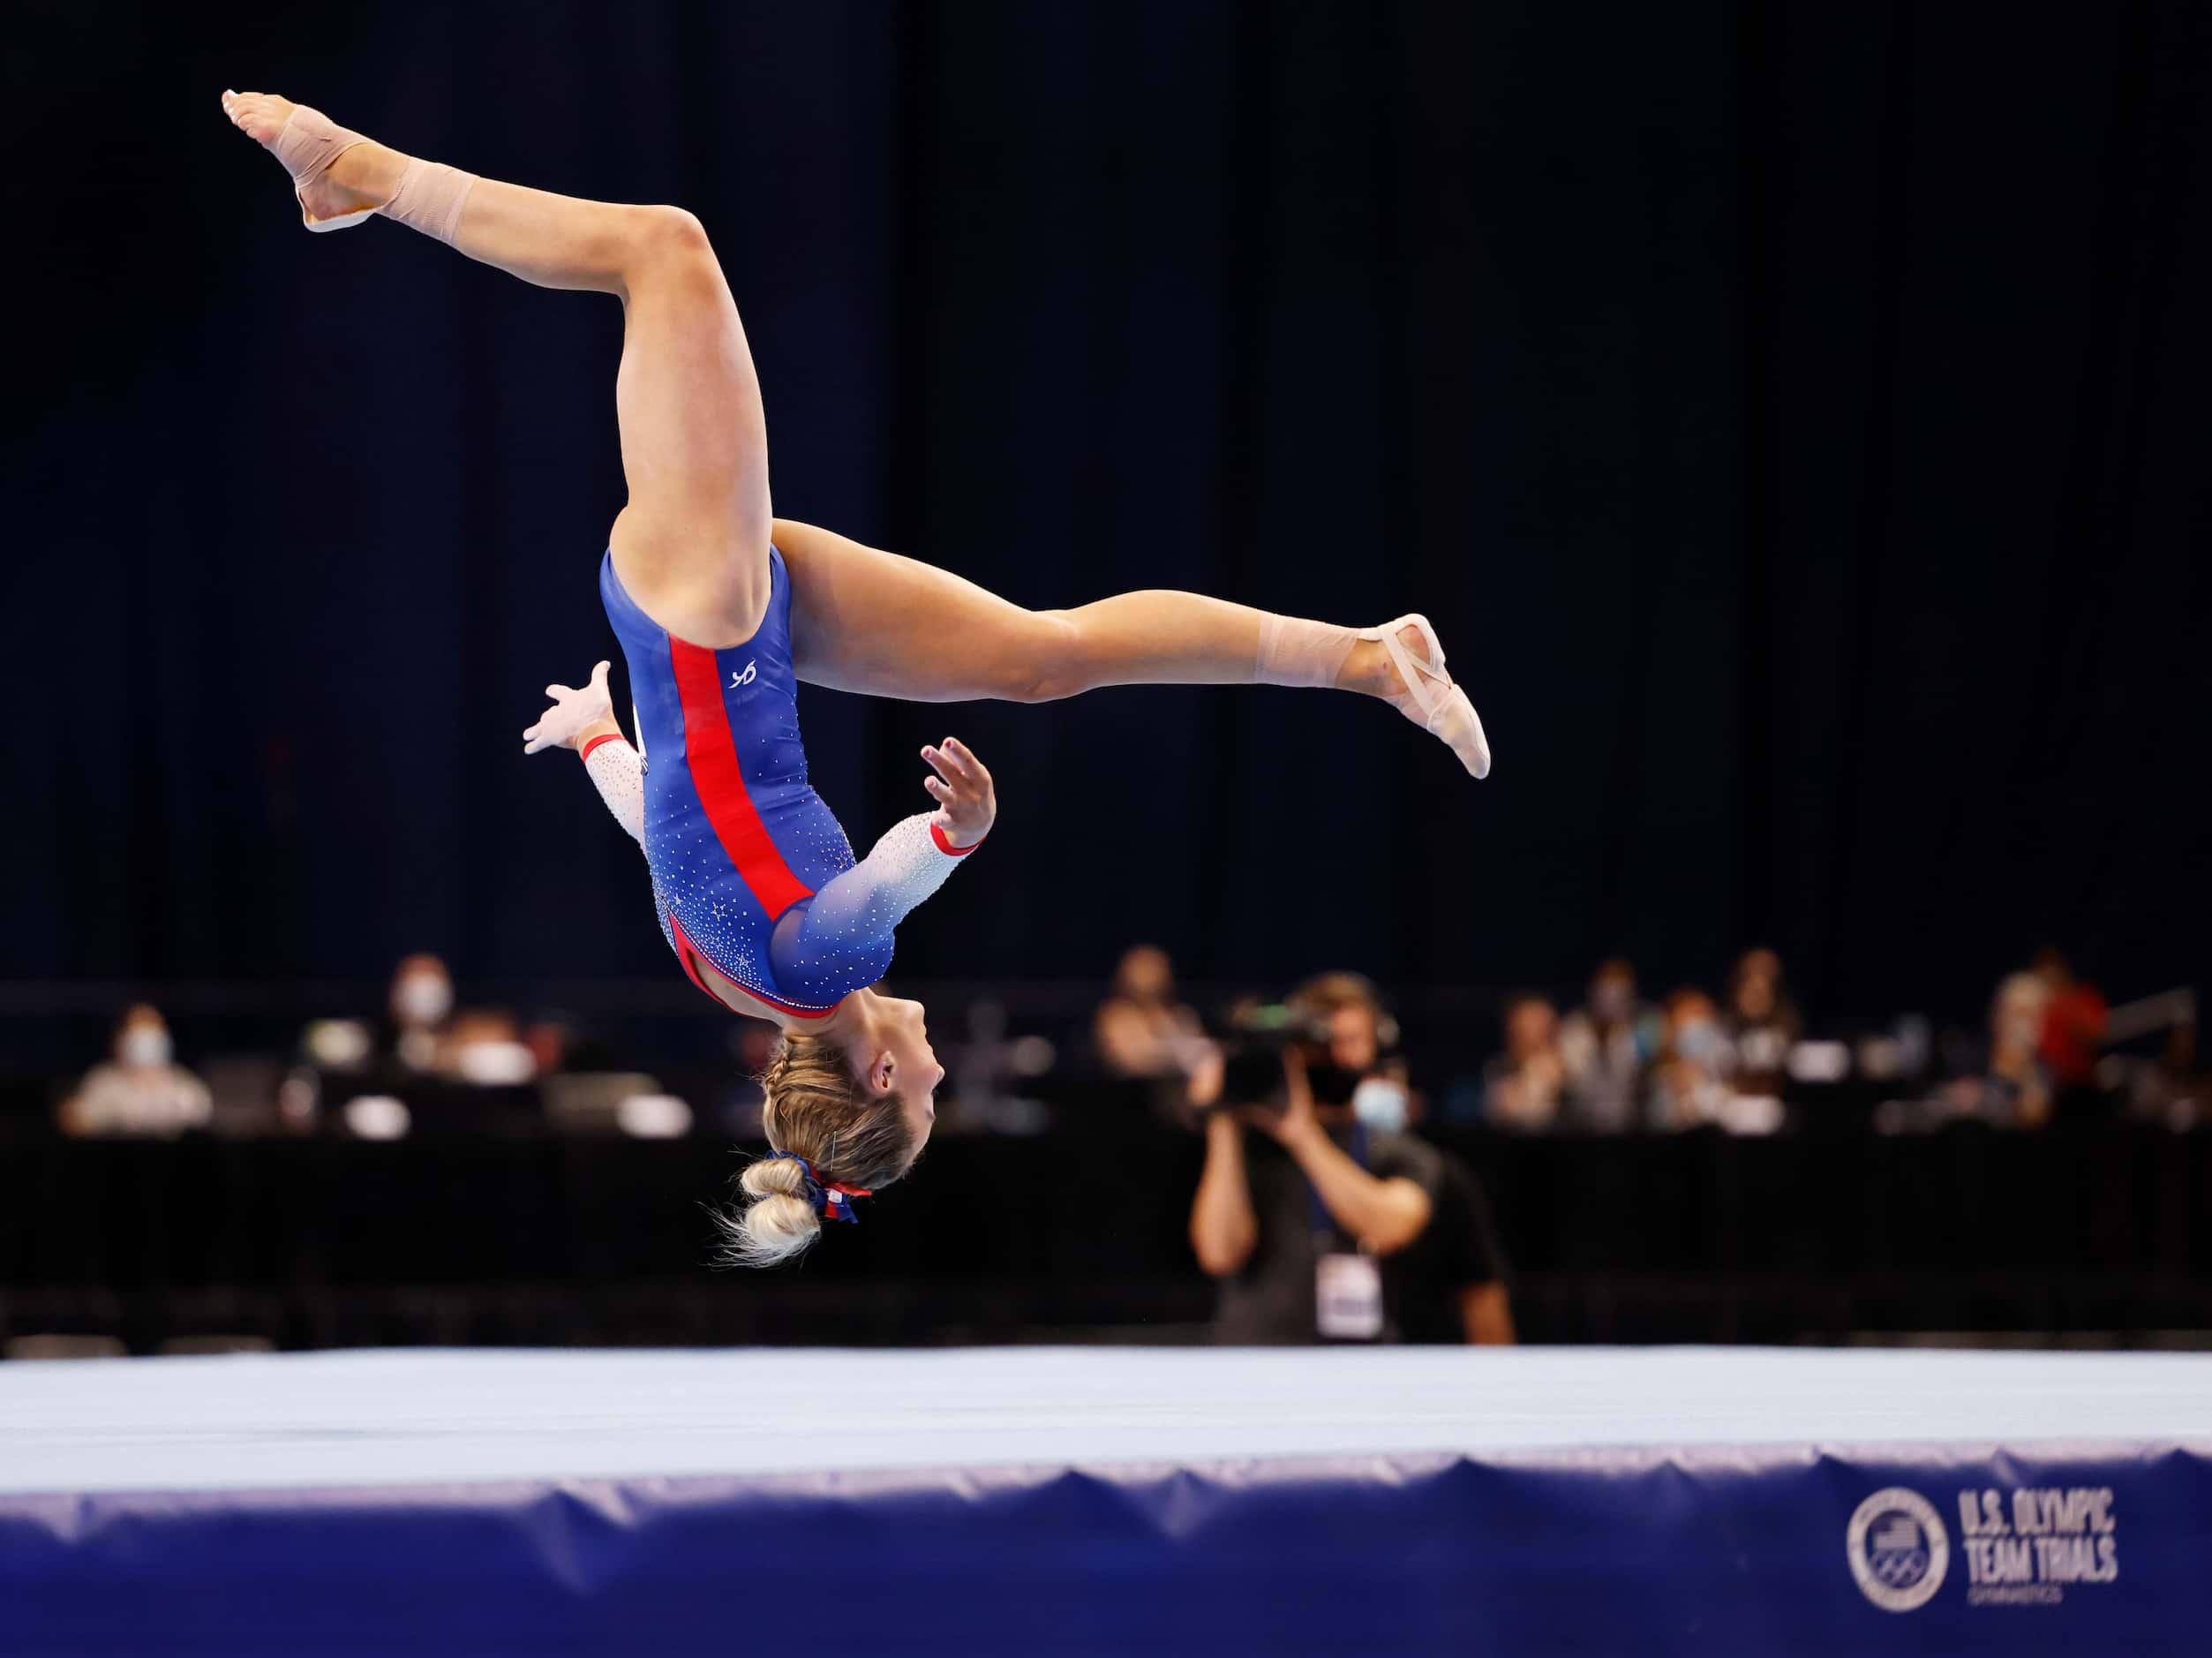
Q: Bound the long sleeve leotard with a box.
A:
[589,547,979,1018]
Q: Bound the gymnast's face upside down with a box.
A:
[833,987,944,1151]
[716,989,944,1264]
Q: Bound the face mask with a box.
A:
[119,1029,173,1068]
[1678,1021,1726,1065]
[1351,1077,1409,1133]
[395,976,454,1025]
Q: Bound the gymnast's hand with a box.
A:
[523,661,613,755]
[921,736,995,849]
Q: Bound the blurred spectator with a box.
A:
[1647,988,1735,1130]
[58,1006,212,1137]
[371,954,535,1085]
[1725,947,1800,1097]
[1189,976,1510,1345]
[1935,971,2054,1129]
[388,953,455,1074]
[1988,968,2056,1129]
[1557,959,1656,1132]
[1483,994,1565,1133]
[2033,947,2108,1111]
[1094,944,1208,1079]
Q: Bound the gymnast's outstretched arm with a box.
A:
[523,662,643,842]
[766,738,996,1006]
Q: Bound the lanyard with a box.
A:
[1308,1121,1370,1240]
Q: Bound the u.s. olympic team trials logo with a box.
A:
[1847,1488,1950,1612]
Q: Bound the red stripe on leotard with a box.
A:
[667,637,815,922]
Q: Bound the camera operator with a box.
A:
[1188,976,1512,1345]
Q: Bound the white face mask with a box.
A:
[1351,1076,1410,1133]
[1678,1021,1727,1066]
[394,976,454,1025]
[119,1029,173,1069]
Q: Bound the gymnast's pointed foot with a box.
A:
[221,88,404,231]
[1344,616,1492,780]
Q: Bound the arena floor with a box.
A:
[4,1345,2209,1654]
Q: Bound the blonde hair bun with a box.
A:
[719,1157,822,1267]
[720,1032,925,1269]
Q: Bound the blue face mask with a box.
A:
[1351,1077,1409,1133]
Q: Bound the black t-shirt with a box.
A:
[1393,1148,1511,1343]
[1211,1125,1509,1345]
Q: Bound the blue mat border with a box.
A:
[5,1439,2209,1654]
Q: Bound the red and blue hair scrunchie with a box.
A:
[756,1151,871,1225]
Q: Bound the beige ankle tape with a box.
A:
[1255,614,1358,690]
[272,105,371,191]
[384,157,478,245]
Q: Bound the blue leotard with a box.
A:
[597,547,971,1018]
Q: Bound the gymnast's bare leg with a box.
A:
[775,518,1490,776]
[222,89,770,650]
[221,92,1487,776]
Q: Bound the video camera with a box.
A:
[1211,1001,1367,1110]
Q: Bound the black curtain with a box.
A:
[6,1,2208,1021]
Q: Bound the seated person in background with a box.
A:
[387,953,455,1074]
[1557,957,1655,1134]
[1937,970,2053,1129]
[302,956,524,1096]
[1646,988,1735,1130]
[1094,944,1208,1079]
[58,1005,212,1138]
[1724,946,1799,1097]
[1482,993,1566,1133]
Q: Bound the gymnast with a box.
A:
[222,90,1491,1262]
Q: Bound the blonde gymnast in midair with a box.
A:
[222,89,1491,1263]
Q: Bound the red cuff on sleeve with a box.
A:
[580,733,628,764]
[931,821,984,855]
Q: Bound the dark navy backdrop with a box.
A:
[6,2,2208,1015]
